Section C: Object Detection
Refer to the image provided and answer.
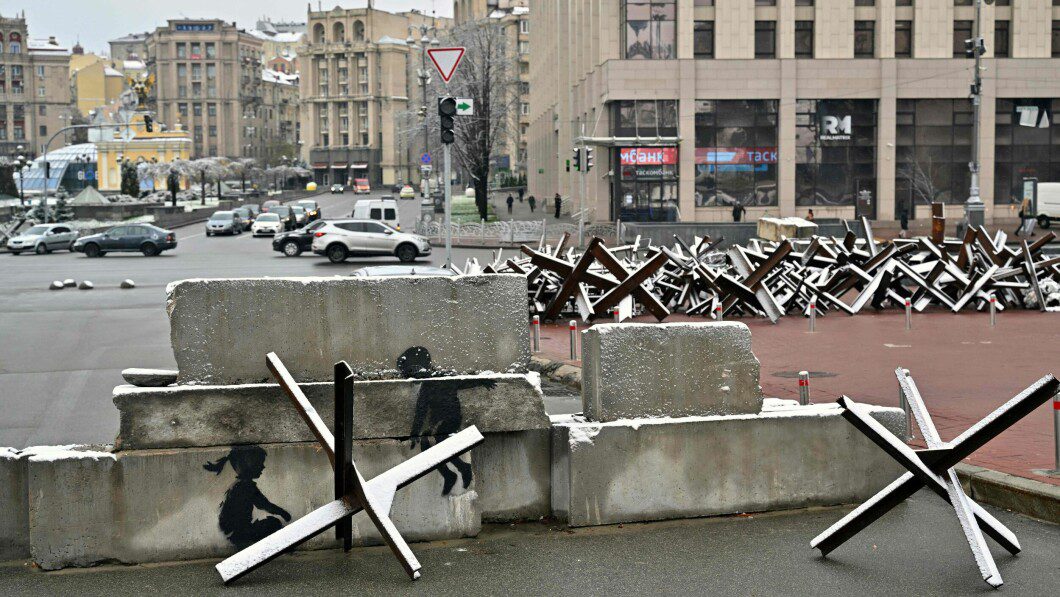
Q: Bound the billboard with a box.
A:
[620,147,678,166]
[694,147,777,165]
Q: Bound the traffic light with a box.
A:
[438,97,456,145]
[585,147,594,172]
[964,37,986,58]
[572,147,581,172]
[143,114,154,133]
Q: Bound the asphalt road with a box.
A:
[0,191,508,449]
[3,496,1057,595]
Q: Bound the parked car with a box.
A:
[261,199,281,213]
[399,185,416,200]
[269,205,297,231]
[330,184,345,194]
[205,211,243,236]
[354,178,371,194]
[290,205,308,227]
[242,203,261,217]
[73,224,176,257]
[272,220,327,257]
[311,220,431,264]
[294,199,321,221]
[233,206,255,230]
[252,213,285,236]
[351,265,455,277]
[351,198,400,230]
[6,223,78,255]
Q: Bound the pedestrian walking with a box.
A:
[806,209,815,222]
[731,202,746,223]
[528,195,536,213]
[899,208,909,239]
[554,193,562,219]
[1015,197,1031,236]
[518,188,525,203]
[506,194,514,215]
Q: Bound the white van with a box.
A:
[1036,182,1060,229]
[351,198,400,230]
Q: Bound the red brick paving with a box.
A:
[536,310,1060,486]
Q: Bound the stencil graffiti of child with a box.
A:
[204,445,292,550]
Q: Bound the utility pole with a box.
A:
[965,0,990,230]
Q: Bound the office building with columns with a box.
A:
[528,0,1060,225]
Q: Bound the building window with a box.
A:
[897,0,913,5]
[623,0,676,60]
[895,21,913,58]
[521,102,529,115]
[178,103,188,117]
[209,125,217,137]
[39,125,46,137]
[1053,22,1060,58]
[38,105,45,116]
[895,99,973,211]
[694,21,714,59]
[755,0,775,5]
[994,21,1010,58]
[854,21,875,58]
[795,21,814,58]
[754,21,776,59]
[520,20,529,34]
[796,0,814,5]
[177,43,186,59]
[519,40,529,54]
[208,103,217,117]
[694,100,779,208]
[855,0,875,5]
[796,99,877,207]
[612,100,680,221]
[205,42,216,59]
[9,42,20,54]
[994,99,1058,205]
[954,0,972,5]
[37,86,44,97]
[35,65,44,77]
[954,21,973,58]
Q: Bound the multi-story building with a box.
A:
[144,19,266,159]
[529,0,1060,226]
[109,32,149,62]
[300,5,449,186]
[251,19,305,74]
[261,68,300,165]
[454,1,531,182]
[0,15,73,159]
[69,46,126,117]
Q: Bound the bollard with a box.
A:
[798,371,810,405]
[898,368,913,440]
[989,294,997,327]
[905,298,912,330]
[531,315,541,353]
[809,298,817,333]
[612,306,621,323]
[569,320,578,360]
[714,304,723,322]
[1053,393,1060,473]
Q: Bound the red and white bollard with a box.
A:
[905,298,912,330]
[569,320,578,361]
[798,371,811,405]
[714,304,723,322]
[809,299,817,333]
[989,294,997,327]
[1052,393,1060,473]
[613,305,621,323]
[531,315,541,353]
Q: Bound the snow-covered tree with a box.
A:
[188,157,229,205]
[227,158,258,195]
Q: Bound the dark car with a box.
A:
[73,224,176,257]
[272,220,327,257]
[294,199,321,221]
[269,205,297,231]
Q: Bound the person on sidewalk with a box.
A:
[806,209,815,222]
[506,194,514,215]
[1015,197,1030,237]
[899,208,909,239]
[528,195,536,213]
[518,188,524,203]
[731,202,746,222]
[554,193,562,219]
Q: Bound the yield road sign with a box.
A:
[456,99,474,116]
[426,47,465,83]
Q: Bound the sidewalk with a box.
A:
[485,190,577,224]
[537,310,1060,487]
[3,497,1055,595]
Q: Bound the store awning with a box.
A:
[351,163,369,169]
[312,162,329,169]
[332,163,347,169]
[574,135,681,147]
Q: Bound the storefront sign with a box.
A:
[694,147,777,165]
[1015,101,1051,129]
[819,114,852,141]
[620,147,678,166]
[176,23,215,32]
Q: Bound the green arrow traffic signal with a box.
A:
[457,102,471,111]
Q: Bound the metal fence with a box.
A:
[619,218,865,249]
[416,217,617,246]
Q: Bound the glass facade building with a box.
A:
[796,99,877,207]
[994,98,1059,205]
[15,143,97,194]
[694,100,779,208]
[611,100,679,221]
[894,100,973,217]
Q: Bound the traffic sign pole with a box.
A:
[444,143,453,269]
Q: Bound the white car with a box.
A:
[252,213,285,236]
[311,219,432,264]
[7,223,78,255]
[399,185,416,199]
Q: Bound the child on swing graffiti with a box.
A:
[204,445,292,550]
[398,346,496,495]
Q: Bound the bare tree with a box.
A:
[396,21,520,221]
[188,157,230,205]
[898,159,945,206]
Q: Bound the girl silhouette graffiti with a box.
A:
[203,445,292,550]
[398,346,496,495]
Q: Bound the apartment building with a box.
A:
[0,15,72,159]
[300,5,448,186]
[529,0,1060,225]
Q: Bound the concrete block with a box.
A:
[27,440,481,569]
[167,275,530,385]
[757,217,818,241]
[472,430,551,522]
[551,400,907,527]
[113,373,549,450]
[581,323,763,422]
[121,368,178,387]
[0,448,28,561]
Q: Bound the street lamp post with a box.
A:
[14,145,26,206]
[408,23,440,201]
[964,0,990,230]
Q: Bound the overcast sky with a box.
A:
[0,0,452,55]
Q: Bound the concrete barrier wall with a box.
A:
[167,274,530,385]
[0,448,28,561]
[26,441,482,570]
[113,374,549,450]
[551,400,907,527]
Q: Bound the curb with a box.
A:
[530,354,1059,525]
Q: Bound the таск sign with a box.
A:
[620,147,678,166]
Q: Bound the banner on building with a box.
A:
[620,147,678,166]
[694,147,777,165]
[1015,100,1052,129]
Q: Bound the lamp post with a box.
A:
[281,155,289,192]
[14,145,26,206]
[964,0,992,230]
[407,23,440,200]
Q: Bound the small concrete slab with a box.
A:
[120,279,136,289]
[581,322,763,422]
[62,279,76,288]
[49,281,63,290]
[78,281,94,290]
[121,368,178,387]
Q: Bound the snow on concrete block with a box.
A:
[166,275,530,385]
[121,368,178,387]
[581,322,763,422]
[49,281,63,290]
[63,279,76,287]
[757,217,817,241]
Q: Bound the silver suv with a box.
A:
[6,223,78,255]
[311,219,432,263]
